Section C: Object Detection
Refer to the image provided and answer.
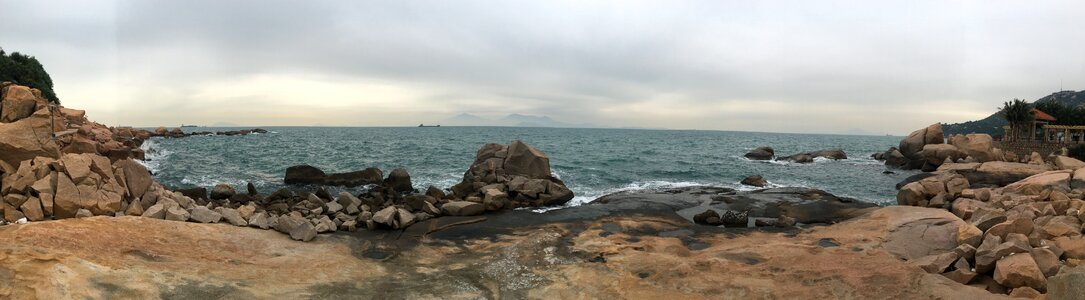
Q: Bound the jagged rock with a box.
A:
[993,253,1046,292]
[340,220,357,232]
[441,201,484,216]
[248,212,270,229]
[0,109,60,168]
[975,234,1030,274]
[217,207,247,226]
[0,85,40,123]
[741,175,767,187]
[237,203,255,221]
[164,206,190,221]
[1030,248,1060,277]
[969,207,1007,232]
[776,149,847,163]
[911,251,959,274]
[1054,236,1085,259]
[950,198,987,220]
[189,206,222,223]
[290,222,317,241]
[372,206,398,227]
[744,146,774,160]
[115,159,152,200]
[984,218,1034,240]
[325,201,343,214]
[943,258,978,284]
[314,216,336,233]
[124,199,144,216]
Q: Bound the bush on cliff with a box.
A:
[0,48,58,104]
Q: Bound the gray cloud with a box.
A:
[4,0,1085,133]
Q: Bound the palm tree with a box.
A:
[1000,99,1032,141]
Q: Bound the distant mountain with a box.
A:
[943,90,1085,136]
[438,113,595,128]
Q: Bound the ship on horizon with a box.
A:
[418,124,441,127]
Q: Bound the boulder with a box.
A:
[504,140,552,178]
[882,207,975,260]
[210,184,236,200]
[744,147,774,160]
[1004,170,1072,195]
[921,144,964,167]
[164,206,190,221]
[19,196,44,221]
[1054,236,1085,259]
[188,206,222,223]
[0,85,40,123]
[175,187,208,202]
[248,212,270,229]
[1055,155,1085,170]
[283,165,326,185]
[441,201,485,216]
[740,175,767,187]
[976,234,1031,274]
[911,252,959,274]
[372,206,399,227]
[959,161,1053,187]
[385,168,413,193]
[1048,270,1085,300]
[969,207,1007,232]
[115,159,153,199]
[289,222,318,242]
[776,149,847,163]
[1030,248,1060,277]
[993,253,1047,292]
[693,209,722,226]
[0,109,60,167]
[948,134,996,163]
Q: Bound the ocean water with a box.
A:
[142,127,917,206]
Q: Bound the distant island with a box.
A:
[439,113,597,128]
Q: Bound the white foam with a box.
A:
[138,138,171,173]
[531,180,707,213]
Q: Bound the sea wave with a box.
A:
[532,180,707,213]
[138,138,171,174]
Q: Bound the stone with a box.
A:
[921,144,964,167]
[164,206,190,221]
[744,146,774,160]
[217,207,247,226]
[1005,170,1072,195]
[957,224,983,248]
[314,216,336,233]
[372,206,399,227]
[325,201,343,214]
[115,159,153,199]
[441,201,485,216]
[1055,155,1085,170]
[693,209,722,226]
[968,161,1054,187]
[719,210,749,227]
[189,206,222,223]
[943,258,978,284]
[237,203,255,221]
[176,187,208,203]
[0,85,39,122]
[210,184,236,200]
[248,212,270,229]
[15,196,42,221]
[950,198,986,221]
[504,140,552,178]
[124,199,143,216]
[284,165,326,185]
[274,212,308,234]
[142,203,166,219]
[385,168,413,193]
[993,253,1047,292]
[0,109,61,167]
[290,222,318,241]
[74,209,93,218]
[976,234,1031,274]
[1030,248,1060,277]
[1048,271,1085,300]
[1009,286,1042,299]
[882,207,972,260]
[425,186,446,200]
[1055,236,1085,259]
[740,175,767,187]
[949,134,996,163]
[422,201,441,216]
[985,218,1035,240]
[340,220,357,232]
[969,207,1007,232]
[53,173,95,219]
[911,252,959,274]
[1028,152,1044,165]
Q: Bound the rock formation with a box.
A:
[451,140,574,208]
[880,123,1004,171]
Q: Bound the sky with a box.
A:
[3,0,1085,134]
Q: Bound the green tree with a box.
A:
[0,47,59,104]
[999,99,1032,141]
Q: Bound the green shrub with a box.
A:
[0,47,58,104]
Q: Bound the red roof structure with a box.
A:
[1031,108,1057,122]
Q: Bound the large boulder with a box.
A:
[0,85,40,123]
[453,140,573,208]
[880,206,973,260]
[115,159,153,199]
[210,184,236,200]
[52,153,125,218]
[1003,170,1071,195]
[283,165,326,185]
[948,134,996,163]
[993,253,1047,292]
[441,201,485,216]
[920,144,964,166]
[385,168,413,193]
[1055,155,1085,170]
[283,165,384,187]
[896,123,944,169]
[0,109,60,167]
[744,146,774,160]
[954,161,1053,187]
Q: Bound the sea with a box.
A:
[141,126,918,206]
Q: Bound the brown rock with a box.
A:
[0,109,60,167]
[951,198,987,220]
[985,218,1035,240]
[993,253,1047,292]
[504,140,552,178]
[1030,248,1060,278]
[116,159,153,199]
[441,201,485,216]
[1055,236,1085,259]
[19,196,44,221]
[1048,270,1085,300]
[969,207,1008,232]
[384,168,413,193]
[1005,170,1072,194]
[0,85,40,123]
[741,175,768,187]
[911,252,959,274]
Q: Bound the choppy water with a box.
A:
[142,127,916,206]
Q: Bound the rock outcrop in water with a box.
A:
[451,140,574,208]
[775,149,847,163]
[878,123,1004,171]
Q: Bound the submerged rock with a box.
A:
[744,146,775,160]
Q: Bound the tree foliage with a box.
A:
[0,47,59,104]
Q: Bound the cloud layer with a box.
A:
[5,0,1085,134]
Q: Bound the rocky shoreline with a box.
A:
[1,81,1082,298]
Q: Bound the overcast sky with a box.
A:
[4,0,1084,134]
